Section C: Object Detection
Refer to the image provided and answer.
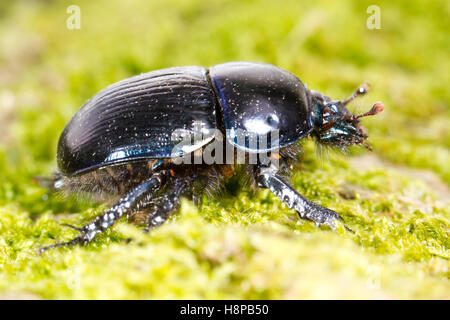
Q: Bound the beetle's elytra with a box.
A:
[41,61,384,251]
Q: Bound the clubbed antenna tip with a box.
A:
[371,101,385,114]
[358,83,371,94]
[352,101,384,120]
[343,83,371,105]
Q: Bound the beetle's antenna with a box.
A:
[342,83,370,106]
[351,101,384,121]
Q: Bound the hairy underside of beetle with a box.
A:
[54,142,302,208]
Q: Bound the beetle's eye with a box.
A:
[322,104,338,117]
[266,114,280,127]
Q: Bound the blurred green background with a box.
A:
[0,0,448,299]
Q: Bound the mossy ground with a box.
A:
[0,0,448,299]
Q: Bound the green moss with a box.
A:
[0,0,448,299]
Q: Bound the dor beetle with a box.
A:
[40,61,383,251]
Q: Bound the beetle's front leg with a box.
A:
[255,165,348,230]
[39,173,166,253]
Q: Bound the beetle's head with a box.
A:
[309,83,384,151]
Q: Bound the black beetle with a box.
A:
[40,61,383,251]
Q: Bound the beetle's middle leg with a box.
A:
[254,164,351,231]
[39,172,167,253]
[143,177,191,232]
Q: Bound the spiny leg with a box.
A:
[255,165,351,231]
[144,178,190,232]
[39,173,166,253]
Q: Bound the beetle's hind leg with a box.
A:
[39,172,167,253]
[143,177,191,232]
[254,164,352,232]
